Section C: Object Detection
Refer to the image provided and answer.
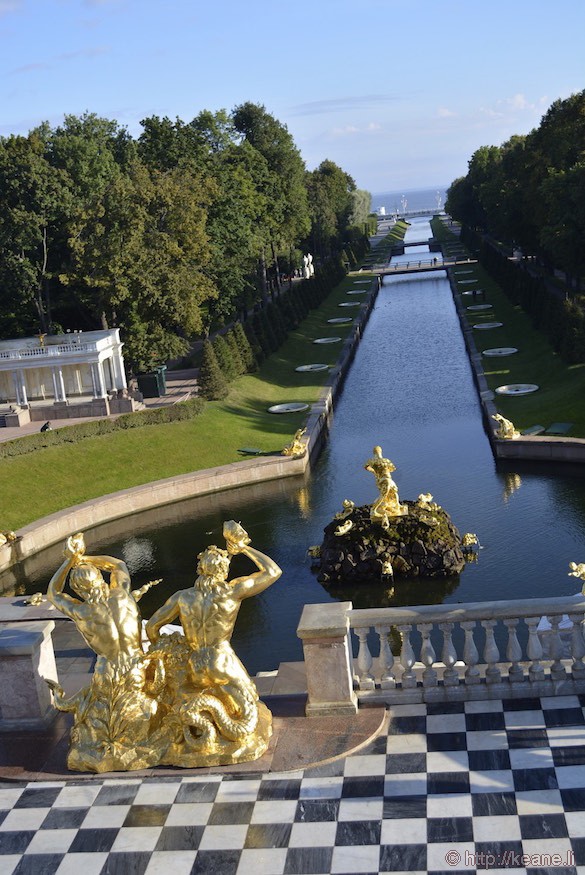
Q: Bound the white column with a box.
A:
[51,368,67,402]
[12,370,28,406]
[91,362,107,398]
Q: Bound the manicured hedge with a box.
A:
[0,397,206,460]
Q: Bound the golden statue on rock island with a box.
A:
[364,445,407,528]
[46,523,282,773]
[492,413,520,440]
[282,427,308,457]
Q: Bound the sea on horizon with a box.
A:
[371,186,448,215]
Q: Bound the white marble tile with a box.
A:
[565,811,585,838]
[381,817,427,844]
[547,725,585,746]
[133,783,180,805]
[508,747,554,769]
[0,807,50,831]
[555,764,585,788]
[515,789,564,814]
[469,769,515,793]
[466,730,509,751]
[504,710,545,729]
[521,837,574,863]
[331,843,380,873]
[426,842,475,871]
[426,713,467,733]
[344,754,386,777]
[215,779,262,802]
[288,821,337,847]
[427,793,472,817]
[165,802,213,827]
[426,750,469,773]
[386,733,427,754]
[262,770,304,781]
[236,848,287,875]
[0,789,24,809]
[472,814,521,842]
[384,773,427,796]
[198,824,248,850]
[540,695,580,709]
[145,851,198,875]
[56,852,109,875]
[251,800,297,824]
[102,778,142,785]
[53,785,102,808]
[24,828,77,854]
[388,703,427,717]
[299,777,344,799]
[81,804,131,829]
[338,797,383,821]
[110,826,163,852]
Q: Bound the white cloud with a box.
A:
[437,107,456,118]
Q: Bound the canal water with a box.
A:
[4,218,585,675]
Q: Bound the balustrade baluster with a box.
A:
[396,624,417,689]
[418,623,437,687]
[482,619,501,683]
[568,613,585,679]
[439,622,459,685]
[374,625,396,689]
[461,620,480,684]
[549,615,567,681]
[525,617,545,682]
[504,618,524,683]
[355,627,375,690]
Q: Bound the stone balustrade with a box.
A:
[0,341,98,360]
[297,595,585,715]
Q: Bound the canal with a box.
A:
[3,218,585,675]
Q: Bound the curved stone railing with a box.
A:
[297,596,585,715]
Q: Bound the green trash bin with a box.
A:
[137,371,163,398]
[156,365,167,394]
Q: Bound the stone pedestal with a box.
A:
[297,602,358,717]
[0,622,57,729]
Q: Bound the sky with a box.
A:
[0,0,583,195]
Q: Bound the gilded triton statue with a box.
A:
[46,524,281,772]
[364,445,407,528]
[282,428,308,457]
[492,413,520,440]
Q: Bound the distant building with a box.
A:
[378,206,386,216]
[0,329,139,427]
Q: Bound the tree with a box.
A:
[306,160,356,259]
[198,340,228,400]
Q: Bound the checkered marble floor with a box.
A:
[2,695,585,874]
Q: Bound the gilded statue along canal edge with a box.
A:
[46,522,282,773]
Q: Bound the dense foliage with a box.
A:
[0,107,370,373]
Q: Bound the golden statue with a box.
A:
[282,428,308,457]
[46,524,282,772]
[569,562,585,593]
[335,499,355,520]
[492,413,520,440]
[334,519,353,536]
[364,445,407,528]
[0,530,18,548]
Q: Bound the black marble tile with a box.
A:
[141,775,182,784]
[284,846,333,874]
[474,840,524,869]
[342,775,385,798]
[502,698,542,711]
[560,788,585,811]
[468,749,511,771]
[570,837,585,865]
[12,854,64,875]
[101,852,152,875]
[335,819,381,845]
[154,824,204,851]
[544,708,585,728]
[356,735,388,755]
[295,799,339,822]
[0,831,35,854]
[190,850,240,875]
[257,779,301,801]
[94,784,140,806]
[41,807,89,829]
[525,869,577,875]
[465,711,506,732]
[519,812,568,839]
[379,843,426,871]
[427,732,468,751]
[302,760,345,778]
[383,794,426,819]
[222,772,263,782]
[427,771,471,794]
[68,828,119,853]
[385,752,426,774]
[13,787,62,808]
[507,728,549,748]
[244,822,292,848]
[207,801,255,825]
[427,702,465,715]
[0,811,6,827]
[388,715,426,735]
[427,815,473,843]
[174,781,220,804]
[471,791,517,816]
[552,745,585,766]
[513,767,558,792]
[123,804,171,827]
